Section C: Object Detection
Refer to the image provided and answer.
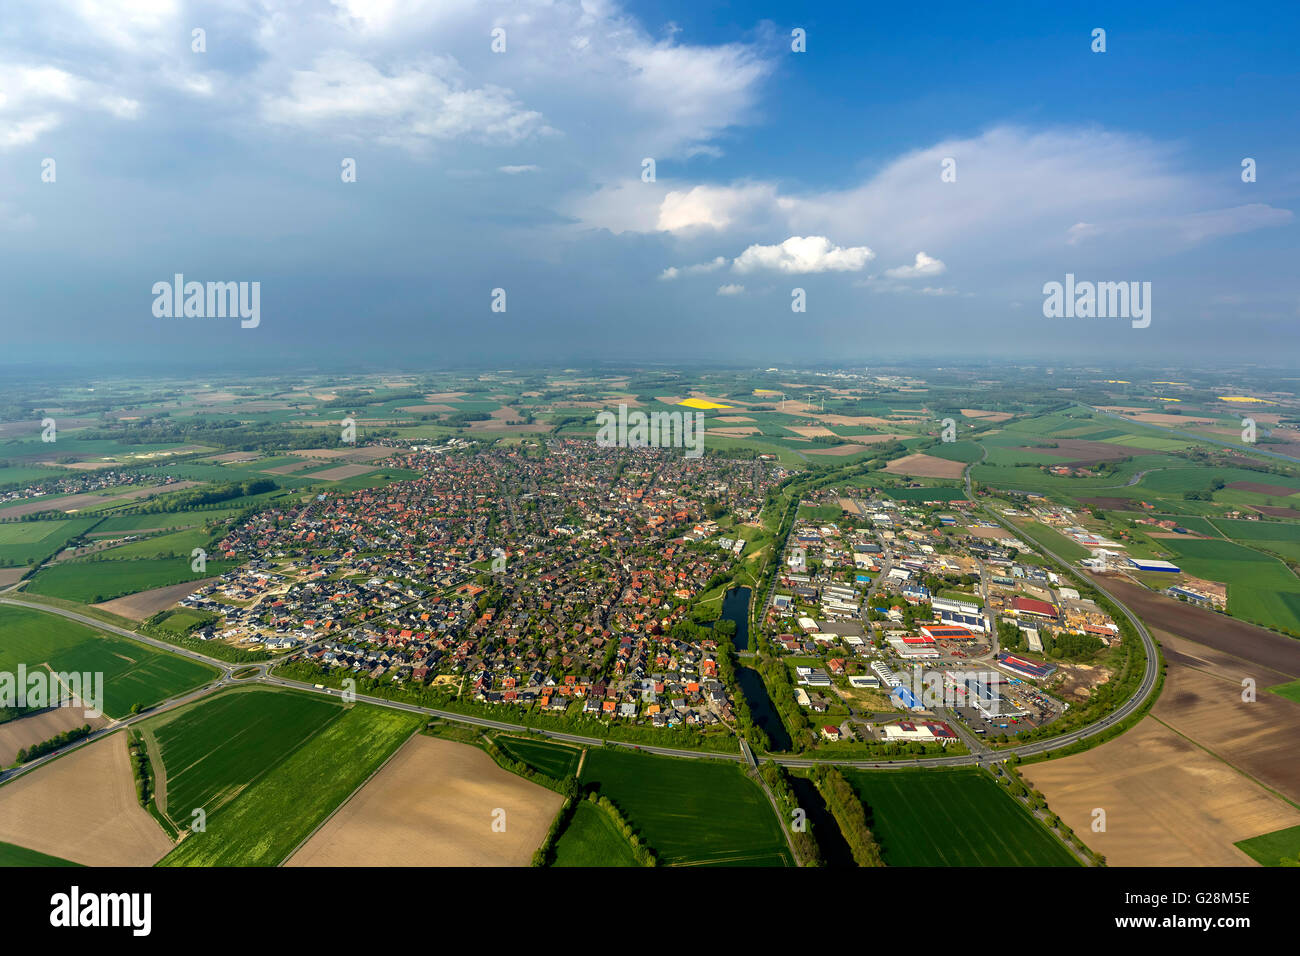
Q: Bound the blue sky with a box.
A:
[1,0,1296,368]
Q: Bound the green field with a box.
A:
[93,528,215,561]
[0,604,216,717]
[158,702,421,866]
[144,687,344,825]
[797,504,843,522]
[1158,537,1300,633]
[0,517,101,567]
[841,768,1079,867]
[0,841,82,867]
[1235,824,1300,867]
[551,799,641,867]
[883,486,966,502]
[153,608,217,635]
[495,735,582,779]
[25,556,237,604]
[579,748,792,866]
[1266,679,1300,704]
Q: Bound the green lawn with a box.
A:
[551,799,641,867]
[1235,824,1300,867]
[495,735,582,779]
[579,748,792,867]
[841,768,1079,867]
[0,841,82,867]
[25,556,238,604]
[158,703,420,866]
[143,687,345,826]
[0,604,216,718]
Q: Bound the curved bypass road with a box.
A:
[0,459,1159,775]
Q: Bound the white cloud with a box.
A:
[659,256,728,280]
[0,63,141,149]
[716,283,744,295]
[732,236,874,275]
[885,251,946,279]
[261,52,551,148]
[657,183,778,233]
[499,164,539,174]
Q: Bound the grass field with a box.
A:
[1158,537,1300,633]
[495,735,582,779]
[1235,824,1300,866]
[1266,680,1300,704]
[0,840,82,867]
[579,748,792,866]
[882,486,966,502]
[25,556,237,604]
[94,528,214,561]
[797,504,843,522]
[144,687,344,826]
[153,608,217,635]
[841,768,1079,867]
[551,799,640,867]
[158,702,421,866]
[0,604,216,717]
[0,517,101,566]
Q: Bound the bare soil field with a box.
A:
[1250,504,1300,518]
[0,568,25,587]
[785,425,839,438]
[309,464,376,481]
[1091,574,1300,677]
[1021,718,1300,866]
[842,433,910,444]
[424,391,468,401]
[715,415,755,423]
[1226,481,1299,497]
[1154,656,1300,804]
[94,577,218,620]
[466,421,551,433]
[1015,439,1148,464]
[1078,496,1144,511]
[814,414,919,428]
[706,427,759,437]
[207,451,262,463]
[960,409,1012,421]
[289,447,396,462]
[396,404,457,414]
[286,734,563,867]
[0,733,173,866]
[806,444,872,456]
[0,704,110,764]
[263,460,315,475]
[1050,662,1113,701]
[883,454,968,479]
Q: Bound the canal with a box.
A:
[788,775,857,867]
[719,586,751,651]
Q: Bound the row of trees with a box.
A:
[811,766,885,866]
[16,723,91,764]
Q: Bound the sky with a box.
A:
[0,0,1297,369]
